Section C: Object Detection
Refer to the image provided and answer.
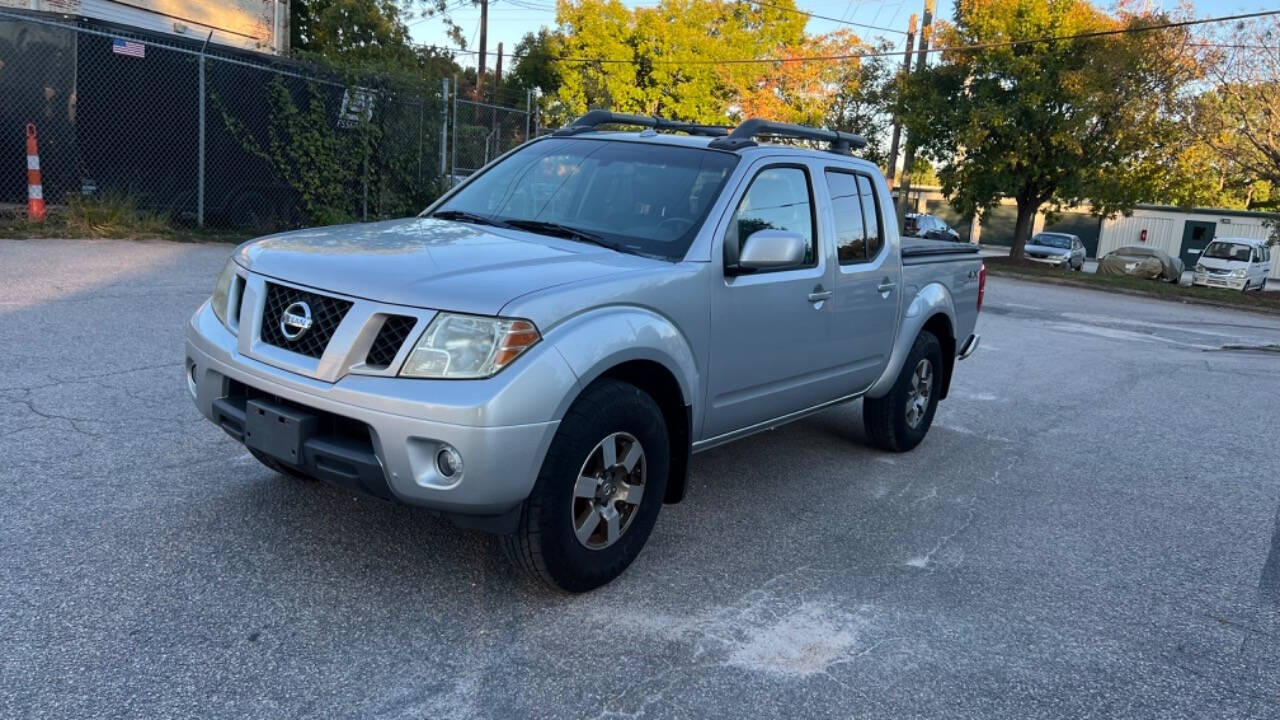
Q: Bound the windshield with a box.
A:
[1201,241,1252,262]
[1031,233,1071,249]
[432,138,739,261]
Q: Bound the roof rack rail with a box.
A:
[708,118,867,154]
[553,110,732,138]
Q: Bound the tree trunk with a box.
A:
[1009,199,1039,260]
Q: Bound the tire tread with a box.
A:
[501,379,663,592]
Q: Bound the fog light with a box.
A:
[187,362,198,398]
[436,445,462,478]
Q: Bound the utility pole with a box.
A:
[495,42,504,88]
[493,43,504,135]
[897,0,934,230]
[476,0,488,100]
[885,13,918,187]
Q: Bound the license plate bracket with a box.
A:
[244,399,318,465]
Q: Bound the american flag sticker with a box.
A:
[112,38,145,58]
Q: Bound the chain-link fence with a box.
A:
[1,9,533,233]
[450,87,535,184]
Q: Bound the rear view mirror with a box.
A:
[737,230,807,271]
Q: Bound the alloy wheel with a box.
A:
[571,432,646,550]
[905,359,933,429]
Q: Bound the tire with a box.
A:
[502,379,669,593]
[863,331,944,453]
[248,448,317,481]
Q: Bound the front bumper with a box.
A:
[1193,273,1246,290]
[1025,254,1071,268]
[186,300,572,520]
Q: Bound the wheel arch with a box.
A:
[866,282,958,400]
[546,307,699,504]
[920,312,957,400]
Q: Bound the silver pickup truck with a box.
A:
[186,113,984,592]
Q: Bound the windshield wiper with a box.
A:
[429,209,514,229]
[501,219,622,251]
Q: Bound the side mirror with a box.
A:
[736,230,807,272]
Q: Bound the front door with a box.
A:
[704,163,836,440]
[1180,221,1216,269]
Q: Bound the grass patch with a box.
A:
[0,193,250,243]
[983,255,1280,313]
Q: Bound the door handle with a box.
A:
[877,279,896,293]
[807,286,832,303]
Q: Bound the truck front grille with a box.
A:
[260,282,353,358]
[365,315,417,368]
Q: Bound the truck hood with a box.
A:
[235,217,658,315]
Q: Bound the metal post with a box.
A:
[525,89,531,142]
[450,74,458,185]
[440,77,449,177]
[197,31,212,227]
[533,90,539,137]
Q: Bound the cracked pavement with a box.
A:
[2,238,1280,719]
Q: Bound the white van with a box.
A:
[1192,236,1273,291]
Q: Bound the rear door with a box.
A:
[704,162,837,439]
[822,167,901,394]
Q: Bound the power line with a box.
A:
[418,8,1280,67]
[747,0,907,35]
[544,8,1280,65]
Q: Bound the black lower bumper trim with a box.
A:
[212,394,394,501]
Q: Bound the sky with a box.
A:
[407,0,1273,72]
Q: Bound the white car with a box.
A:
[1192,237,1274,292]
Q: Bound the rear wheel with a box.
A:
[502,379,669,593]
[863,331,943,453]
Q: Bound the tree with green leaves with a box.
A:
[291,0,466,58]
[506,29,562,99]
[550,0,809,126]
[900,0,1200,258]
[1186,17,1280,221]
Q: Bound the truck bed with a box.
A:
[901,238,981,264]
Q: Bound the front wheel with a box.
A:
[863,331,944,452]
[502,379,669,593]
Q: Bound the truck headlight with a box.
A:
[1229,268,1247,278]
[1194,264,1206,273]
[400,313,540,379]
[211,259,237,328]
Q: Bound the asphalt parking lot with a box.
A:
[3,238,1279,719]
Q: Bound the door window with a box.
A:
[728,166,816,267]
[824,169,884,264]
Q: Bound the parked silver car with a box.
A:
[1025,232,1086,270]
[186,112,984,591]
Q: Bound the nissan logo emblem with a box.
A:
[280,301,314,341]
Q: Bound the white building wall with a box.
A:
[1098,211,1182,259]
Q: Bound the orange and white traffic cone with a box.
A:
[26,123,46,223]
